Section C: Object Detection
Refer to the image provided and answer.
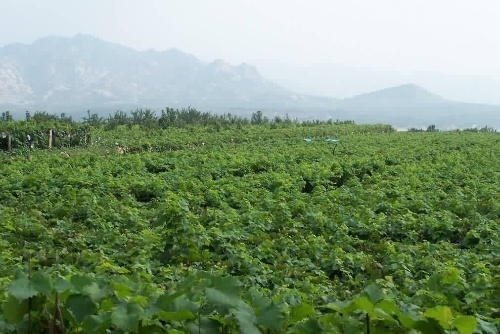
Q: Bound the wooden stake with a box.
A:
[28,254,32,334]
[7,132,11,152]
[48,130,53,149]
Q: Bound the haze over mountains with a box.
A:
[1,34,500,129]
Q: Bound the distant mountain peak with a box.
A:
[31,34,105,46]
[346,83,445,104]
[3,34,499,129]
[0,34,323,114]
[383,83,442,96]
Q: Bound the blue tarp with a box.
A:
[304,138,340,143]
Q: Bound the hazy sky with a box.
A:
[2,0,500,102]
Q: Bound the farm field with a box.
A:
[0,120,499,333]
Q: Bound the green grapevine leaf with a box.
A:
[343,297,374,315]
[185,317,221,334]
[177,199,190,212]
[245,288,271,309]
[31,271,52,294]
[424,306,453,329]
[111,302,144,332]
[324,301,349,313]
[157,310,195,322]
[364,283,385,304]
[82,313,111,333]
[453,315,477,334]
[156,293,198,313]
[205,287,240,308]
[65,294,98,323]
[70,274,95,290]
[413,318,446,334]
[290,318,324,334]
[232,305,260,334]
[7,276,38,302]
[70,274,104,300]
[112,282,132,299]
[3,295,29,324]
[290,302,316,323]
[255,301,282,330]
[85,282,106,300]
[139,324,169,334]
[375,299,400,317]
[476,318,499,334]
[209,275,241,301]
[54,277,72,293]
[165,330,185,334]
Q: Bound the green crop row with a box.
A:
[0,122,499,333]
[2,269,497,333]
[0,122,91,150]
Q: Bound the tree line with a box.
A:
[1,108,359,130]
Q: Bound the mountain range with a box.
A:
[1,34,500,129]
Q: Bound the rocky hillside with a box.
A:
[1,35,500,128]
[0,34,334,116]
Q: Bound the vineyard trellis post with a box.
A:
[2,126,90,151]
[48,129,53,149]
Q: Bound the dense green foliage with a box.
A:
[0,119,499,333]
[0,112,91,150]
